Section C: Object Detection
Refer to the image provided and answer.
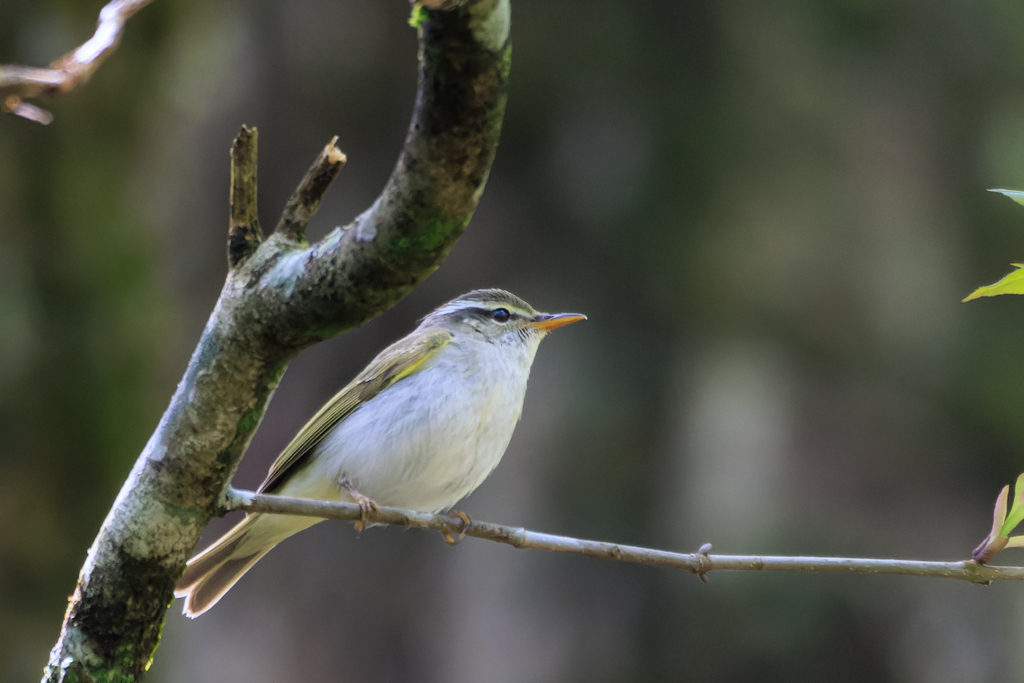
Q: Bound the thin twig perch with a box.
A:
[0,0,155,124]
[229,489,1024,585]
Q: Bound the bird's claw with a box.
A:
[343,481,380,537]
[442,510,472,546]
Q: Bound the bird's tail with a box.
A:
[174,513,320,618]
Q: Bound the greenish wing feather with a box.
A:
[257,329,452,494]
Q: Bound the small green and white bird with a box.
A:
[174,289,585,617]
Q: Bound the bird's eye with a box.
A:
[491,308,511,323]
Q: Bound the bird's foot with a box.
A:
[442,510,472,546]
[342,481,381,536]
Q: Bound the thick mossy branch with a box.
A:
[42,1,510,681]
[228,125,261,268]
[274,137,347,241]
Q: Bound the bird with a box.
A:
[174,288,585,617]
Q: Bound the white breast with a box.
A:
[291,335,537,513]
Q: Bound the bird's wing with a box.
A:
[257,329,452,494]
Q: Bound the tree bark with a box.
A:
[42,1,510,680]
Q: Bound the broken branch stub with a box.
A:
[274,137,347,242]
[228,126,261,268]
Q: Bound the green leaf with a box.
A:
[998,473,1024,537]
[1005,536,1024,549]
[963,265,1024,301]
[965,191,1024,301]
[990,189,1024,207]
[408,3,428,28]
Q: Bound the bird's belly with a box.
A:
[309,365,524,512]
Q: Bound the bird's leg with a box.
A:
[342,480,381,535]
[442,510,472,546]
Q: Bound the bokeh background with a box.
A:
[4,0,1024,680]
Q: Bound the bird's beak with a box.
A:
[528,313,587,332]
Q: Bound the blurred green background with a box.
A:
[4,0,1024,680]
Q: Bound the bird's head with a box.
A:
[421,289,586,347]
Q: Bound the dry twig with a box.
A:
[0,0,154,124]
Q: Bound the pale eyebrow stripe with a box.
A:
[435,301,529,316]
